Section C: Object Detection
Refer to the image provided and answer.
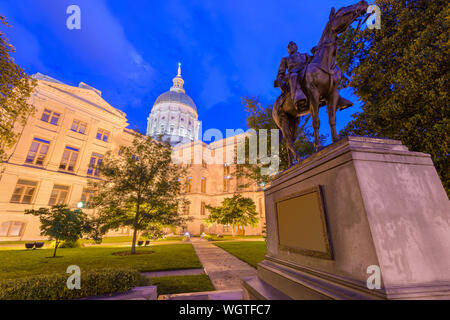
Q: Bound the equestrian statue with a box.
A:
[272,1,369,166]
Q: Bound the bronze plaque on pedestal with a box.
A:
[276,186,332,259]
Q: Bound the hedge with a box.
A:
[0,269,150,300]
[49,239,82,248]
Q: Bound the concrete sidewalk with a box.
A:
[142,268,205,278]
[190,238,257,291]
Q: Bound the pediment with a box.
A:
[37,79,126,120]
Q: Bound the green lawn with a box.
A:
[83,236,133,244]
[153,236,184,242]
[150,275,215,295]
[0,240,51,245]
[0,244,202,280]
[213,241,266,268]
[204,235,264,242]
[0,236,185,246]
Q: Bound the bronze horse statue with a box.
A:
[273,1,369,166]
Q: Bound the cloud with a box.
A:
[2,0,155,86]
[0,5,47,74]
[1,0,362,137]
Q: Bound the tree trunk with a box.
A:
[131,201,141,255]
[131,227,138,254]
[53,240,59,258]
[231,225,236,237]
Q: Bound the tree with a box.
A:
[0,16,36,160]
[25,205,96,257]
[90,133,189,254]
[236,97,317,187]
[205,194,259,236]
[336,0,449,194]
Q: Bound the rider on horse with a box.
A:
[274,41,312,112]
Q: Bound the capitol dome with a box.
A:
[146,63,200,145]
[154,90,197,112]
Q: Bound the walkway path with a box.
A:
[142,268,204,278]
[190,238,257,290]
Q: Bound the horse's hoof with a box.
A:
[315,145,324,152]
[332,137,341,144]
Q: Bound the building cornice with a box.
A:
[34,83,129,128]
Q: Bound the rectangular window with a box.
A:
[81,188,96,207]
[0,221,24,237]
[201,177,206,193]
[223,178,230,192]
[10,180,37,204]
[96,129,110,142]
[236,166,244,190]
[259,198,264,217]
[187,153,194,168]
[183,204,190,215]
[223,164,231,192]
[40,109,61,125]
[71,119,87,134]
[186,177,192,193]
[224,164,231,176]
[200,202,206,216]
[48,184,70,206]
[87,153,103,176]
[59,146,79,172]
[25,138,50,166]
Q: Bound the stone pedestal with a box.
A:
[242,137,450,300]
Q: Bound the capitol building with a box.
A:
[0,65,265,241]
[146,63,265,236]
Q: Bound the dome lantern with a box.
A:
[170,62,185,93]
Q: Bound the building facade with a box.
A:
[0,70,264,241]
[0,74,136,241]
[172,138,266,236]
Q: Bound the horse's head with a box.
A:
[328,1,369,35]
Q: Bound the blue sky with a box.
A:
[1,0,364,143]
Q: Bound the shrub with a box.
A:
[204,235,214,241]
[160,236,183,241]
[0,269,150,300]
[50,239,82,248]
[204,235,227,241]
